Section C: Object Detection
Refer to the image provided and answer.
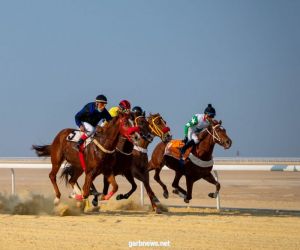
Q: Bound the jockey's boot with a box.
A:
[180,139,196,157]
[179,140,196,169]
[76,134,88,151]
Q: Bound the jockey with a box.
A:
[75,94,112,150]
[99,99,132,127]
[180,104,216,161]
[132,106,145,117]
[108,99,132,118]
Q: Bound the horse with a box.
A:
[101,113,172,212]
[32,114,138,210]
[148,120,232,203]
[61,113,172,213]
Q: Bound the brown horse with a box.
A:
[61,113,172,212]
[148,120,232,203]
[101,113,172,212]
[32,114,137,210]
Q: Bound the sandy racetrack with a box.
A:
[1,207,300,250]
[0,169,300,249]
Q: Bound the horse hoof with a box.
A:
[208,193,218,199]
[92,199,98,207]
[76,201,82,208]
[54,197,60,206]
[184,198,190,203]
[116,194,124,200]
[155,207,162,214]
[163,191,169,199]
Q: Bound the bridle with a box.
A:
[205,124,223,144]
[134,115,154,142]
[148,115,170,139]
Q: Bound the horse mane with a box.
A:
[148,113,160,118]
[95,116,119,135]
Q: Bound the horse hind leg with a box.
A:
[116,173,137,200]
[154,168,169,199]
[49,163,63,205]
[172,171,187,199]
[204,173,220,199]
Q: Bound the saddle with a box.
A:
[164,140,193,160]
[66,130,93,148]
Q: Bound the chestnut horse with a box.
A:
[148,120,232,203]
[32,114,137,210]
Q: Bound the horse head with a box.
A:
[147,113,172,143]
[132,114,154,143]
[204,120,232,149]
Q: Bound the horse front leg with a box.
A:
[143,181,162,214]
[135,170,161,213]
[103,174,119,200]
[203,173,220,199]
[116,172,137,200]
[153,168,169,199]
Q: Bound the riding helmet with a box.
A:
[204,104,216,118]
[132,106,144,116]
[119,100,131,110]
[95,95,107,103]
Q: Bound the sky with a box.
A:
[0,0,299,158]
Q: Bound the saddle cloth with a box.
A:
[164,139,192,160]
[66,130,93,147]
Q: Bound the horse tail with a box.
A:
[32,144,52,157]
[59,165,73,187]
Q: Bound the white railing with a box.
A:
[1,157,300,210]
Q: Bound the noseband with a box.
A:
[148,115,170,139]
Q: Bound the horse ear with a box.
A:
[142,111,146,117]
[219,120,222,125]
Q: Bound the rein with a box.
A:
[93,139,115,154]
[116,147,132,155]
[133,145,148,154]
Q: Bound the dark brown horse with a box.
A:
[101,113,172,212]
[32,114,137,210]
[148,120,232,203]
